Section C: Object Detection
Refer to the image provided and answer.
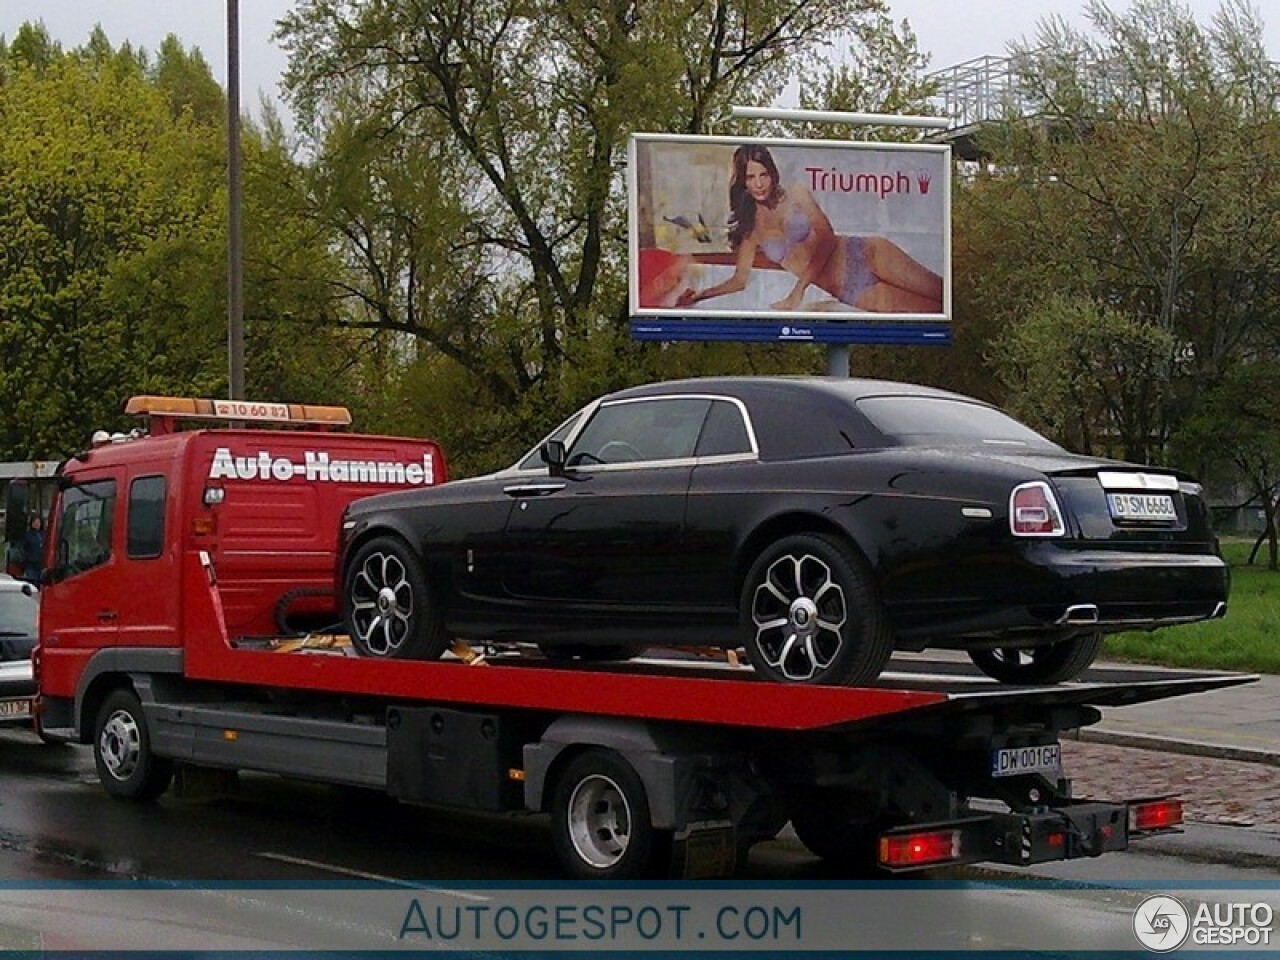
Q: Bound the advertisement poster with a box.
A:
[629,134,951,344]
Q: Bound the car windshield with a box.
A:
[0,588,35,637]
[856,396,1061,450]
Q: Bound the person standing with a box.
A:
[21,515,44,583]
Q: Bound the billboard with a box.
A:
[628,134,951,345]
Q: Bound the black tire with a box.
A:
[789,789,888,866]
[343,535,447,660]
[93,689,173,801]
[537,642,641,662]
[740,533,894,685]
[550,749,671,880]
[968,632,1104,685]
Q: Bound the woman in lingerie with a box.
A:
[677,144,943,314]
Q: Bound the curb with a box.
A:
[1070,728,1280,768]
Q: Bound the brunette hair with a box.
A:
[727,144,784,250]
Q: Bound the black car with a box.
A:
[337,377,1228,686]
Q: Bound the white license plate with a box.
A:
[0,697,32,720]
[991,744,1062,779]
[1108,492,1176,521]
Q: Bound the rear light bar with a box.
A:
[1010,481,1066,537]
[878,829,962,869]
[1129,797,1183,833]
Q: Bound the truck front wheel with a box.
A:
[94,689,173,801]
[550,749,671,880]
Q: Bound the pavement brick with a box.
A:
[1063,740,1280,829]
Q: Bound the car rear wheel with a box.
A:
[968,632,1104,685]
[344,535,448,660]
[741,533,894,686]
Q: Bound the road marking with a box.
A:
[251,852,490,901]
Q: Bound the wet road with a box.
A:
[0,728,1276,952]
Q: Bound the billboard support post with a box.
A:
[729,107,953,379]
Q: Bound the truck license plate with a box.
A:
[1108,493,1176,521]
[991,744,1061,779]
[0,697,32,720]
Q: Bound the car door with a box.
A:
[500,396,711,609]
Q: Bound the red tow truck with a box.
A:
[26,396,1253,879]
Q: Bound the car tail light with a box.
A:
[1129,798,1183,833]
[1010,481,1066,537]
[878,829,962,869]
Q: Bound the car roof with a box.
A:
[600,377,994,461]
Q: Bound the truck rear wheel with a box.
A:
[344,535,447,660]
[550,749,671,880]
[94,689,173,801]
[789,789,897,873]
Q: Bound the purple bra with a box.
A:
[759,206,811,263]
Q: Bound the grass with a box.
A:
[1102,539,1280,674]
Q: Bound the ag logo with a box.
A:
[1133,895,1190,952]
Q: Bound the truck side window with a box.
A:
[54,480,116,579]
[127,475,165,559]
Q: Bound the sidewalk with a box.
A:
[1078,664,1279,767]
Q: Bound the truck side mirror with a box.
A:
[540,440,566,477]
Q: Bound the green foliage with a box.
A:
[990,293,1177,461]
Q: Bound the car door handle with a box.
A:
[97,610,118,623]
[503,482,567,498]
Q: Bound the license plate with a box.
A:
[1108,492,1176,521]
[991,744,1062,779]
[0,697,32,720]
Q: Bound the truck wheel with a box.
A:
[550,749,671,880]
[968,632,1104,685]
[94,689,173,801]
[344,536,447,660]
[789,790,894,870]
[741,534,894,686]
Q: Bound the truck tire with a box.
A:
[968,632,1104,685]
[789,789,895,872]
[550,749,671,880]
[344,535,448,660]
[94,689,173,801]
[741,534,894,686]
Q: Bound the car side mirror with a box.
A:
[541,440,566,477]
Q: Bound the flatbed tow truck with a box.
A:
[28,397,1256,879]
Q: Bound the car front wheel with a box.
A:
[344,535,447,660]
[967,632,1104,685]
[740,533,894,686]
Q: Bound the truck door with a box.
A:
[41,471,123,653]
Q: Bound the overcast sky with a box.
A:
[3,1,1277,123]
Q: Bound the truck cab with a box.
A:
[36,396,444,729]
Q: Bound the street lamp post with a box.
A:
[226,0,245,401]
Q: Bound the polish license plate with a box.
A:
[1108,493,1176,521]
[0,697,32,720]
[991,744,1062,779]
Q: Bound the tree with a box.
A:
[276,0,934,473]
[959,0,1280,468]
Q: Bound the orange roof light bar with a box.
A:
[124,396,352,427]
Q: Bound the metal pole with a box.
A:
[825,345,850,378]
[226,0,245,401]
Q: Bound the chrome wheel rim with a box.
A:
[349,551,414,656]
[99,709,141,782]
[751,552,847,681]
[566,774,631,870]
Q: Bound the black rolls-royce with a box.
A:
[337,377,1228,686]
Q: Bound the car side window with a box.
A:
[54,479,116,579]
[127,475,166,559]
[516,411,584,471]
[695,400,753,457]
[568,398,711,466]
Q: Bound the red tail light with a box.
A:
[1010,481,1066,536]
[1130,798,1183,833]
[878,829,961,869]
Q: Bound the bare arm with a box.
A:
[677,238,758,306]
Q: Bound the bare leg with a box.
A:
[854,282,942,314]
[863,237,943,301]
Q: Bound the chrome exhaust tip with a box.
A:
[1059,604,1100,625]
